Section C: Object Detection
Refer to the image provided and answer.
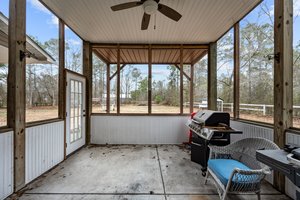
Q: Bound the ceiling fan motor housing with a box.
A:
[143,0,158,15]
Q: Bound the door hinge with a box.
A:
[65,143,67,147]
[66,81,68,86]
[66,112,68,117]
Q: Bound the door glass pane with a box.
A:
[70,79,83,143]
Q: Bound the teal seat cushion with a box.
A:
[208,159,252,186]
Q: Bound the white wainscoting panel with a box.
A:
[285,132,300,200]
[230,120,274,184]
[0,131,13,200]
[25,121,64,184]
[230,121,274,142]
[91,116,189,144]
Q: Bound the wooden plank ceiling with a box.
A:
[93,47,207,65]
[40,0,261,44]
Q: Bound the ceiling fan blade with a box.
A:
[111,1,142,11]
[141,13,151,30]
[158,4,182,21]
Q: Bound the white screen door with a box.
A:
[66,71,86,155]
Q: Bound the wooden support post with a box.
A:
[273,0,293,192]
[117,45,120,114]
[107,64,110,113]
[190,64,194,113]
[58,19,65,119]
[58,19,67,159]
[8,0,26,191]
[175,64,191,81]
[233,23,240,119]
[83,41,92,144]
[208,42,217,110]
[148,45,152,114]
[180,45,184,114]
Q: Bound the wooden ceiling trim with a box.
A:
[93,49,109,64]
[131,49,138,64]
[170,49,180,64]
[185,49,200,64]
[162,49,169,64]
[120,49,129,63]
[99,48,113,63]
[92,44,209,49]
[191,50,208,65]
[142,49,148,63]
[107,48,118,64]
[165,49,175,63]
[141,49,148,63]
[93,46,208,65]
[136,49,143,64]
[182,49,192,63]
[151,49,157,63]
[126,49,134,63]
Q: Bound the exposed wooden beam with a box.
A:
[148,45,152,114]
[190,64,194,114]
[180,45,184,114]
[208,42,217,110]
[109,64,126,81]
[105,62,194,65]
[233,23,240,119]
[83,41,92,144]
[191,50,208,65]
[92,43,209,49]
[117,45,120,114]
[175,64,191,81]
[93,49,109,65]
[273,0,293,192]
[107,64,110,113]
[8,0,26,191]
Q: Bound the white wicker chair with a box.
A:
[204,137,279,200]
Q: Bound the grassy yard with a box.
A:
[1,106,300,128]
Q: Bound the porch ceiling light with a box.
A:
[143,0,158,15]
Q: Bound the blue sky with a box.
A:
[0,0,82,52]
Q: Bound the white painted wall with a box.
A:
[25,121,64,184]
[0,131,13,200]
[230,121,274,142]
[91,116,190,144]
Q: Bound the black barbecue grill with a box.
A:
[186,110,242,176]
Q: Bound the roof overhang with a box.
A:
[0,12,56,65]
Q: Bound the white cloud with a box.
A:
[67,39,81,46]
[28,0,50,14]
[269,1,300,17]
[152,70,169,75]
[48,15,58,26]
[269,5,274,16]
[295,0,300,16]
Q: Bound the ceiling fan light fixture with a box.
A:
[143,0,158,15]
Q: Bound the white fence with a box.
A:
[185,101,300,116]
[223,103,300,116]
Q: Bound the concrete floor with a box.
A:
[18,145,290,200]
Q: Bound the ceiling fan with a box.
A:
[111,0,182,30]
